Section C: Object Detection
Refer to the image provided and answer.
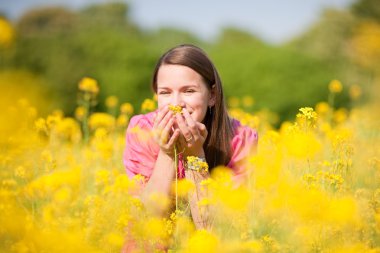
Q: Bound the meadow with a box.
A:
[1,76,379,253]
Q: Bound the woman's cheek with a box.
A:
[157,100,168,110]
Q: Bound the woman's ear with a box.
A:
[208,84,216,107]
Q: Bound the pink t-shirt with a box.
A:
[123,111,258,183]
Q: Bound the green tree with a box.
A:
[351,0,380,21]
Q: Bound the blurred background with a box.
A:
[0,0,379,124]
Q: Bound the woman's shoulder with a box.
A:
[128,111,156,129]
[231,118,258,142]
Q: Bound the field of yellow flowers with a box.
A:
[1,77,379,253]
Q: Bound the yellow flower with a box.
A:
[175,216,195,236]
[95,169,110,186]
[78,77,99,94]
[333,108,348,124]
[241,240,263,252]
[88,113,115,130]
[261,235,279,252]
[104,232,124,248]
[329,79,343,93]
[302,173,317,187]
[168,104,183,114]
[15,166,26,179]
[120,102,134,115]
[172,179,195,197]
[54,118,82,142]
[315,102,330,116]
[350,21,380,68]
[375,211,380,233]
[284,131,322,158]
[0,18,14,47]
[53,187,71,204]
[143,217,168,240]
[228,108,259,129]
[349,84,362,100]
[146,192,171,214]
[228,96,240,108]
[219,187,250,211]
[46,114,62,129]
[74,106,87,121]
[186,156,208,172]
[116,114,129,128]
[105,95,118,108]
[242,95,255,107]
[94,127,108,138]
[185,229,219,252]
[325,196,359,225]
[41,150,53,163]
[297,107,317,121]
[35,118,48,133]
[198,197,214,206]
[140,98,156,112]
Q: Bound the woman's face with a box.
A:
[156,64,215,123]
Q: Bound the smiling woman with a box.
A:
[123,44,258,232]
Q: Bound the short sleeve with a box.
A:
[227,123,258,184]
[123,113,159,179]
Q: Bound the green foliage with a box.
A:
[211,31,341,121]
[0,1,375,121]
[351,0,380,21]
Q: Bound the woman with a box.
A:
[123,44,258,229]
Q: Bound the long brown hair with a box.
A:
[152,44,234,168]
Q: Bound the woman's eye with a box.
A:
[158,91,169,95]
[185,89,195,93]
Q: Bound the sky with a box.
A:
[0,0,355,44]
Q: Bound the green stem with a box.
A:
[328,92,335,125]
[82,95,90,144]
[174,145,178,211]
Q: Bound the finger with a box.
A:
[153,107,172,142]
[182,108,199,138]
[176,134,187,151]
[166,128,180,148]
[153,105,169,129]
[154,111,173,142]
[175,112,193,142]
[160,117,175,144]
[196,122,208,139]
[158,110,173,131]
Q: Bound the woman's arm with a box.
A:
[140,106,180,216]
[186,170,212,230]
[140,149,176,215]
[175,109,213,229]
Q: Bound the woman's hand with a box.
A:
[175,108,208,158]
[152,106,180,156]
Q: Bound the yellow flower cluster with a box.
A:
[297,107,317,120]
[141,98,156,112]
[105,95,118,108]
[0,18,14,47]
[296,107,318,130]
[229,108,260,130]
[329,79,343,93]
[89,112,115,130]
[186,156,209,173]
[120,102,134,115]
[169,104,183,114]
[1,82,380,253]
[78,77,99,94]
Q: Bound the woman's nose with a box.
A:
[171,94,185,107]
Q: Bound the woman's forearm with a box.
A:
[141,150,175,215]
[186,170,211,230]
